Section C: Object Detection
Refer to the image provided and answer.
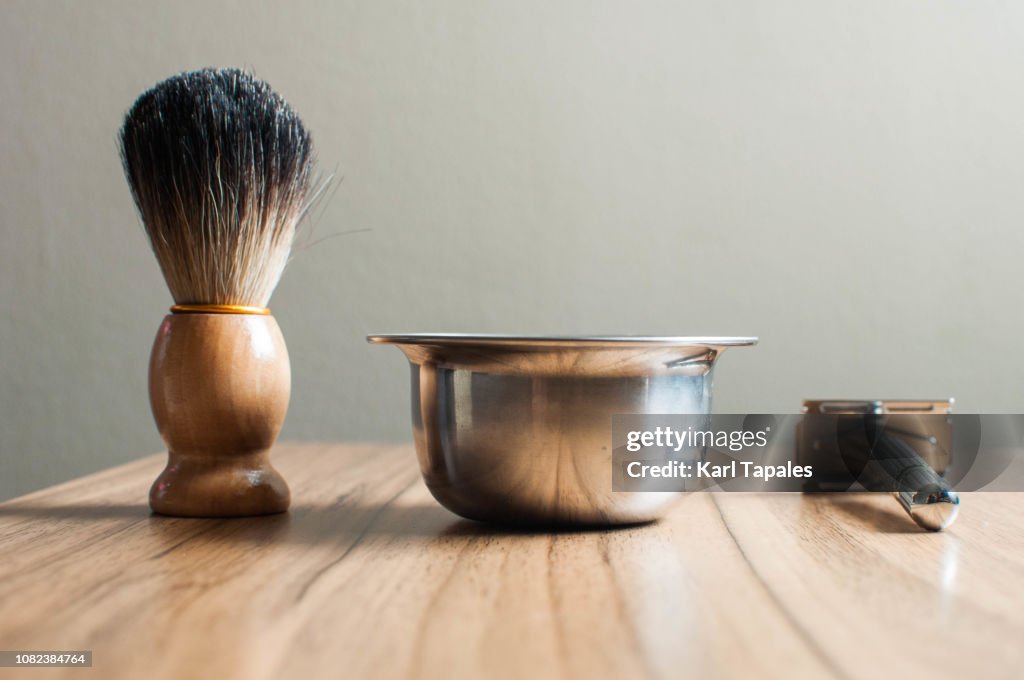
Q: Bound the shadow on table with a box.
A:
[0,498,641,548]
[818,494,931,534]
[0,503,150,519]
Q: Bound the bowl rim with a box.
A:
[367,333,758,348]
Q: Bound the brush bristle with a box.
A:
[120,68,316,307]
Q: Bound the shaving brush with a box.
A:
[120,68,316,517]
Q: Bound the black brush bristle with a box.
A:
[120,68,316,306]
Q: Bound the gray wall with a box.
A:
[2,0,1023,501]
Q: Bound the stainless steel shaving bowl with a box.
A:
[369,334,756,526]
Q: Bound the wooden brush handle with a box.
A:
[148,313,291,517]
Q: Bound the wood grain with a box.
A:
[0,443,1022,679]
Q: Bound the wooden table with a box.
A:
[1,443,1022,679]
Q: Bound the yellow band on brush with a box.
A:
[170,304,270,315]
